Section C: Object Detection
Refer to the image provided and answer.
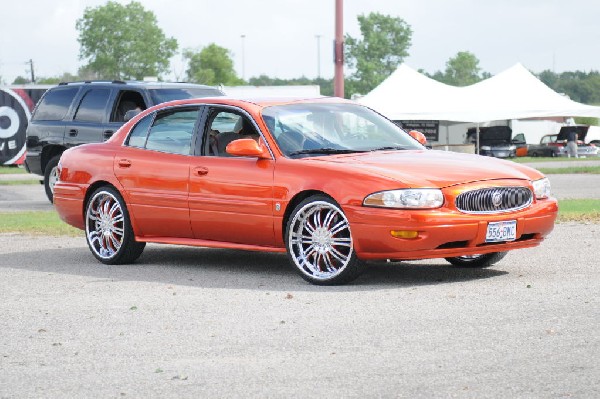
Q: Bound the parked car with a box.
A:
[53,97,557,285]
[24,80,224,202]
[465,126,518,158]
[527,126,599,157]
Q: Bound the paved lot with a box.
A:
[0,161,599,397]
[0,223,599,398]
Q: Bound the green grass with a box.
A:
[0,166,27,174]
[0,180,41,185]
[558,199,600,223]
[537,166,600,174]
[513,156,600,163]
[0,211,81,236]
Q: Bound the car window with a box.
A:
[126,113,154,148]
[73,88,111,123]
[32,87,79,121]
[205,109,260,156]
[144,108,199,155]
[111,90,147,122]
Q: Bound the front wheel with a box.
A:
[285,195,364,285]
[85,186,145,265]
[445,252,508,268]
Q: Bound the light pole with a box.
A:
[241,34,246,81]
[315,34,322,79]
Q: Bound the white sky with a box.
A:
[1,0,599,84]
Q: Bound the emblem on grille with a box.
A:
[492,192,503,207]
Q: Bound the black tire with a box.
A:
[84,186,145,265]
[530,152,538,157]
[285,195,364,285]
[44,155,61,203]
[445,251,508,268]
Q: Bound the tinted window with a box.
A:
[145,108,199,155]
[74,89,111,123]
[148,88,222,104]
[32,87,79,121]
[126,113,154,148]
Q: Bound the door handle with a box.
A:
[118,159,132,168]
[103,130,114,140]
[68,129,78,137]
[193,166,209,176]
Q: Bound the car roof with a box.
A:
[151,96,353,110]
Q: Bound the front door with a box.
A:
[189,107,276,246]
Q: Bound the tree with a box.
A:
[12,76,30,84]
[76,1,178,80]
[429,51,486,86]
[184,44,244,85]
[345,12,412,97]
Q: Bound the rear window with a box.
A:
[73,88,111,123]
[32,87,79,121]
[148,88,222,104]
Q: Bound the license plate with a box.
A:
[486,220,517,242]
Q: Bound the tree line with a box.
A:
[5,1,599,106]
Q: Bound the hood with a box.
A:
[467,126,513,145]
[309,150,541,188]
[557,125,588,141]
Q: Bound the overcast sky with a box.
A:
[1,0,599,84]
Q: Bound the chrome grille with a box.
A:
[455,186,532,214]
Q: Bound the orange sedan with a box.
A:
[54,97,557,285]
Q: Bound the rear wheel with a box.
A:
[85,186,145,265]
[285,195,364,285]
[445,252,507,268]
[44,155,61,203]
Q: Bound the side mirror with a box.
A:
[124,109,142,122]
[408,130,427,146]
[226,138,271,159]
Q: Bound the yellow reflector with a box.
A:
[390,230,419,239]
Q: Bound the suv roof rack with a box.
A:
[58,80,127,85]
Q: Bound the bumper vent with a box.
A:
[455,186,532,214]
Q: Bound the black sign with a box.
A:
[395,120,439,142]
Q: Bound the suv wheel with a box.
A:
[44,155,61,203]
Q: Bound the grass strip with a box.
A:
[537,166,600,174]
[0,211,81,236]
[0,166,27,174]
[557,199,600,223]
[0,180,41,186]
[513,156,600,164]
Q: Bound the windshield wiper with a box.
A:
[370,146,410,151]
[288,148,367,156]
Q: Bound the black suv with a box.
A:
[24,81,223,202]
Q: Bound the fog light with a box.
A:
[391,230,419,239]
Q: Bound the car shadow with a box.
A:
[0,243,508,292]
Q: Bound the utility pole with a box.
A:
[28,59,35,83]
[315,34,322,79]
[333,0,344,98]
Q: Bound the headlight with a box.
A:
[364,189,444,209]
[480,146,491,151]
[532,178,551,199]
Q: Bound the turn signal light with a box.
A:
[390,230,419,239]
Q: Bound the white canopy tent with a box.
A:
[358,63,600,123]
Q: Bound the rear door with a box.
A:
[113,105,203,238]
[64,87,113,147]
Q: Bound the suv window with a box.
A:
[32,87,79,121]
[73,88,111,123]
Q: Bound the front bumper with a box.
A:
[345,198,558,261]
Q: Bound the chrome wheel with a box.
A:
[287,199,354,282]
[48,166,59,194]
[86,190,125,260]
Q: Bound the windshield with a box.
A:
[261,103,424,158]
[149,87,223,104]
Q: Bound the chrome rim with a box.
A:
[48,166,59,194]
[86,191,125,259]
[288,201,353,280]
[455,254,483,261]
